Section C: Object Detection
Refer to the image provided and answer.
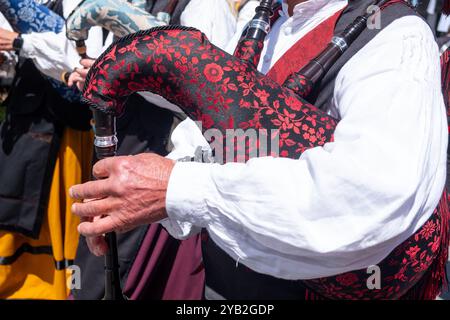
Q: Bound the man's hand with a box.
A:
[67,58,95,91]
[70,153,175,256]
[0,28,19,51]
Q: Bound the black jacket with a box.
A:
[0,59,92,238]
[0,60,175,300]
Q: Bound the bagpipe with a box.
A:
[65,0,171,58]
[0,0,80,102]
[84,0,450,162]
[82,0,397,162]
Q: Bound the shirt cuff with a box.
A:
[20,34,35,58]
[166,161,214,228]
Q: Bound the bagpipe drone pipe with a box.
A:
[0,0,80,102]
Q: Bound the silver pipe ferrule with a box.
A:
[94,135,118,148]
[249,19,271,34]
[331,36,348,52]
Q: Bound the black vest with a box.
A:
[0,60,92,238]
[202,0,422,300]
[0,0,91,238]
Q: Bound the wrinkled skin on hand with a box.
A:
[70,153,175,256]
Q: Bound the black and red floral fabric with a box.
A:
[303,195,449,300]
[83,27,337,162]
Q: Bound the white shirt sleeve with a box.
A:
[164,16,448,280]
[160,118,209,238]
[180,0,237,50]
[137,92,184,113]
[20,26,106,81]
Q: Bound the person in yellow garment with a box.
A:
[0,0,107,299]
[0,130,92,299]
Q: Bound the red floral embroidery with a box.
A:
[283,73,314,98]
[406,246,420,259]
[302,195,447,300]
[419,221,436,241]
[285,95,303,111]
[234,39,264,68]
[201,113,214,129]
[336,273,359,287]
[203,63,224,83]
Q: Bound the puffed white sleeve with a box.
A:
[180,0,237,50]
[20,26,106,81]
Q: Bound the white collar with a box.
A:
[280,0,348,29]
